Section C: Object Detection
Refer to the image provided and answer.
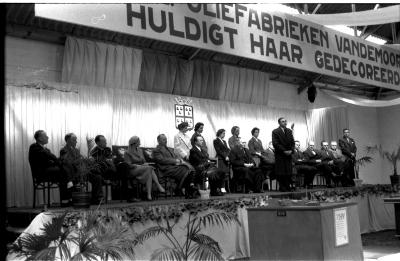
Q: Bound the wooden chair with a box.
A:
[31,174,60,209]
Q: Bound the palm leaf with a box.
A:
[41,213,68,242]
[194,212,240,229]
[136,226,169,244]
[91,217,137,260]
[70,231,101,261]
[356,156,373,167]
[150,247,184,261]
[189,243,223,261]
[189,233,221,253]
[31,246,58,261]
[14,233,51,256]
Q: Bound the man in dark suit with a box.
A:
[319,141,341,187]
[339,128,357,186]
[28,130,71,205]
[189,135,224,196]
[229,142,264,193]
[292,140,318,188]
[272,117,295,192]
[259,141,276,184]
[152,134,197,198]
[60,133,103,204]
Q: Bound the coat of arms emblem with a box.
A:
[175,97,194,128]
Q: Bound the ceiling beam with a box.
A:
[312,4,322,14]
[375,87,383,100]
[303,4,309,14]
[361,24,384,39]
[351,4,357,37]
[297,75,321,94]
[188,48,200,61]
[294,4,303,14]
[391,23,397,44]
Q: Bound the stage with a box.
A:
[6,185,397,260]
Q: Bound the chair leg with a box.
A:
[33,187,36,209]
[42,185,46,208]
[47,183,51,208]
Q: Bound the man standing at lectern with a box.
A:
[272,117,295,192]
[339,128,357,186]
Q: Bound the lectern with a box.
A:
[247,202,363,260]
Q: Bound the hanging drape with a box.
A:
[138,52,270,105]
[61,36,142,90]
[305,106,349,146]
[61,36,270,106]
[5,81,307,207]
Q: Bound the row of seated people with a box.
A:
[28,122,356,205]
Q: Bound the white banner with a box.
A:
[35,4,400,91]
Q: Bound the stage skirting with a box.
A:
[7,193,395,260]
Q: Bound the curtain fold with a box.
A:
[305,106,349,145]
[6,81,307,207]
[138,52,270,105]
[62,36,142,90]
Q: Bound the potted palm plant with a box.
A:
[378,145,400,189]
[71,158,98,208]
[136,210,239,260]
[8,211,137,260]
[353,146,376,187]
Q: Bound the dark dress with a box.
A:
[213,138,230,174]
[272,127,295,191]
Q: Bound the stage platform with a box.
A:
[6,189,316,227]
[6,186,398,260]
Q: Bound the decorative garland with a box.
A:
[63,184,396,227]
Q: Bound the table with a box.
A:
[383,197,400,237]
[247,202,363,260]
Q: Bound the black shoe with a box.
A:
[210,190,223,196]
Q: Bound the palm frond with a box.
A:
[194,212,240,229]
[356,156,373,167]
[41,213,68,242]
[136,226,169,244]
[190,243,224,261]
[150,247,184,261]
[91,217,137,260]
[14,233,51,256]
[31,246,58,261]
[189,233,221,253]
[70,231,101,261]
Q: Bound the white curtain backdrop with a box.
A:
[5,81,308,207]
[305,106,349,146]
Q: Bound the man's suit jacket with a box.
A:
[339,137,357,159]
[303,148,322,163]
[330,149,345,162]
[319,149,335,162]
[272,127,295,157]
[213,138,230,160]
[152,145,179,170]
[229,147,255,168]
[189,146,210,173]
[261,148,275,165]
[28,143,59,176]
[292,149,304,163]
[248,137,264,156]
